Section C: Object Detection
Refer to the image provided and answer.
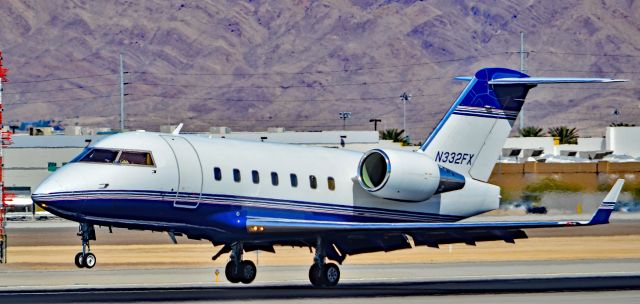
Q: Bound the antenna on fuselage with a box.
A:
[172,123,184,135]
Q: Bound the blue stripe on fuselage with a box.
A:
[33,192,464,242]
[33,190,462,222]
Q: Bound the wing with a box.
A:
[245,180,624,259]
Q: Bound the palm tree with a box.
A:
[519,126,544,137]
[548,126,578,144]
[380,128,408,144]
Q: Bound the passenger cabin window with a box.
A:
[309,175,317,189]
[118,151,154,166]
[271,172,279,186]
[79,149,119,163]
[214,167,222,181]
[290,174,298,188]
[233,169,241,183]
[328,177,336,191]
[252,170,260,184]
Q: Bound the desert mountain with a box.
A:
[1,0,638,140]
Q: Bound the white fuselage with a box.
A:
[34,131,499,228]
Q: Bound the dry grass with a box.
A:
[4,235,640,270]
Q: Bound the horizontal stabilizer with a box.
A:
[488,77,627,85]
[454,76,473,81]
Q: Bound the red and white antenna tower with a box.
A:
[0,50,11,263]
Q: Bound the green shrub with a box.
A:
[524,177,583,193]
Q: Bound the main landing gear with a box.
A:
[74,223,97,269]
[308,237,340,287]
[224,242,257,284]
[215,238,341,287]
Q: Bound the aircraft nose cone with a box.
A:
[33,179,64,196]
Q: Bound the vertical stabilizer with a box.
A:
[419,68,532,182]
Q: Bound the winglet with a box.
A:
[172,123,184,135]
[588,179,624,225]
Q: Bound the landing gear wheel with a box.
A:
[239,260,257,284]
[225,261,241,283]
[309,264,322,287]
[322,263,340,287]
[83,252,97,269]
[309,263,340,287]
[74,252,85,268]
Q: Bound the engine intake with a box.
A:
[358,149,465,202]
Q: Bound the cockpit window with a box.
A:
[73,148,155,167]
[118,151,155,166]
[79,149,119,163]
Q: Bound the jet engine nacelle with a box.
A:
[357,149,466,202]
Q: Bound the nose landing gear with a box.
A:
[224,242,257,284]
[74,223,96,269]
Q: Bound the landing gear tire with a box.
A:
[309,263,340,287]
[83,252,97,269]
[75,223,97,269]
[239,260,257,284]
[225,260,257,284]
[309,264,321,287]
[74,252,85,268]
[225,261,241,283]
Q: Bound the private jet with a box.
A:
[32,67,626,287]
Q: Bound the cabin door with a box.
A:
[161,135,203,209]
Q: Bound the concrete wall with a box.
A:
[606,126,640,157]
[555,137,606,155]
[503,137,555,155]
[493,161,640,174]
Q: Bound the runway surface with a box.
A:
[1,276,639,303]
[1,260,639,303]
[4,216,640,302]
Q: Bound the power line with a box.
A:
[125,92,443,104]
[128,53,509,77]
[3,83,118,95]
[7,73,118,84]
[1,52,509,87]
[128,76,451,90]
[7,95,115,105]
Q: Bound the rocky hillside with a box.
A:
[1,0,639,140]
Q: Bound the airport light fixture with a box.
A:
[400,92,411,142]
[339,112,352,131]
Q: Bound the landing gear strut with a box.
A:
[74,223,96,269]
[309,237,340,287]
[224,242,256,284]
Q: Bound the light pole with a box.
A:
[369,118,381,131]
[338,112,352,131]
[400,92,411,141]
